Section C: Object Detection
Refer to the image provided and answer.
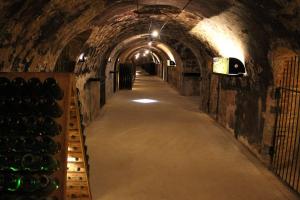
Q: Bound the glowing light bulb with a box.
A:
[78,53,85,61]
[135,53,140,59]
[148,41,153,46]
[151,30,159,38]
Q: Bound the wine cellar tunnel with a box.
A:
[0,0,300,200]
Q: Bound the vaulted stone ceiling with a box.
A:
[0,0,299,80]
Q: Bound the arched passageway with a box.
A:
[86,72,298,200]
[0,0,300,199]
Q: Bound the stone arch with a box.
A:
[54,30,92,72]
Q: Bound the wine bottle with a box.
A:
[0,174,59,194]
[36,96,48,116]
[24,117,60,137]
[11,77,28,96]
[0,137,9,152]
[10,137,27,152]
[25,116,41,136]
[22,137,39,152]
[40,154,59,172]
[41,117,62,136]
[9,155,23,172]
[12,116,25,132]
[21,154,59,172]
[0,97,8,114]
[21,154,40,171]
[43,78,64,100]
[4,115,14,135]
[0,77,11,96]
[23,96,34,115]
[38,175,59,193]
[11,136,60,154]
[38,97,62,118]
[19,174,40,192]
[30,97,42,116]
[40,136,61,154]
[27,77,43,96]
[0,115,9,133]
[0,174,22,192]
[43,98,63,118]
[9,96,24,114]
[0,173,4,191]
[0,155,9,170]
[0,137,39,153]
[0,155,24,172]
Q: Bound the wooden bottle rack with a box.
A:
[0,72,92,200]
[66,86,92,200]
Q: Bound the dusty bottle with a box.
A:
[0,77,11,96]
[11,77,28,96]
[41,117,62,136]
[39,136,61,154]
[27,77,43,96]
[43,78,64,100]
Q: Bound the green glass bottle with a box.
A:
[23,137,39,152]
[11,77,28,96]
[41,117,62,136]
[0,173,4,191]
[43,78,64,100]
[21,154,59,172]
[20,175,40,192]
[0,174,22,192]
[28,77,43,96]
[0,77,11,96]
[45,99,63,118]
[25,116,43,136]
[38,175,60,193]
[40,136,61,154]
[8,155,23,172]
[0,137,9,152]
[0,155,10,171]
[40,155,59,172]
[11,137,26,152]
[21,154,40,171]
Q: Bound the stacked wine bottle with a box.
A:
[0,77,64,200]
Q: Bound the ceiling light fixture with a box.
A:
[151,30,159,38]
[135,53,140,59]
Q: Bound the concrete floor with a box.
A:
[86,73,299,200]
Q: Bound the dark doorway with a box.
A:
[119,63,133,90]
[100,77,106,108]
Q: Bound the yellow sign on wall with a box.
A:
[213,57,229,74]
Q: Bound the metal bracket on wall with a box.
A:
[87,78,100,83]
